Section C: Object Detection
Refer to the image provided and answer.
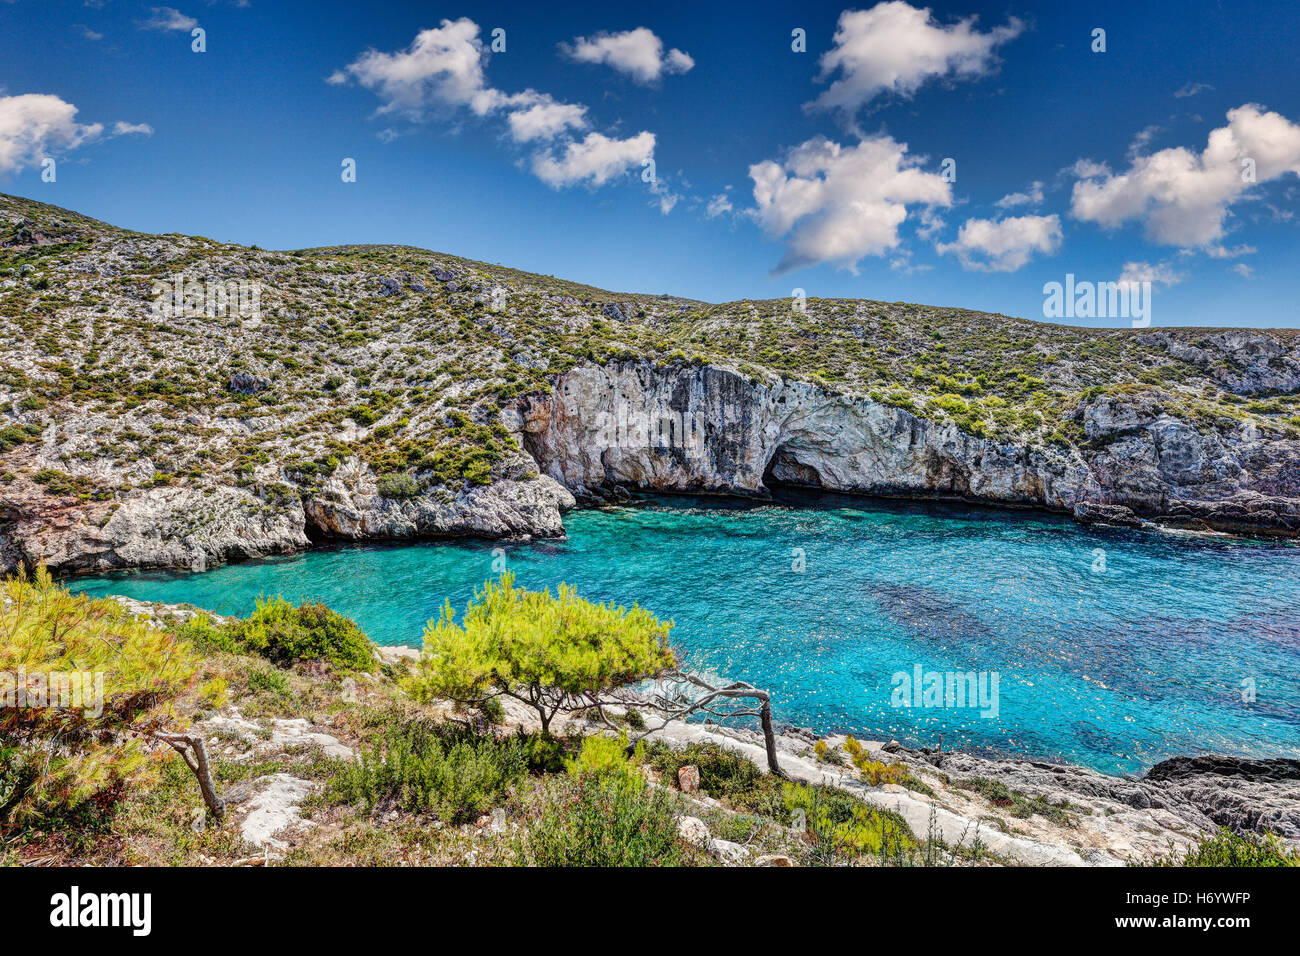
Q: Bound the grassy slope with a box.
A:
[2,192,1298,508]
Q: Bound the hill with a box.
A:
[2,192,1299,572]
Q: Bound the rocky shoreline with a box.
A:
[103,602,1299,865]
[5,194,1300,574]
[7,355,1300,577]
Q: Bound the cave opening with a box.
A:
[762,444,824,490]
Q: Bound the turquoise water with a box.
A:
[67,493,1300,775]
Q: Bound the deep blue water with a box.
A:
[66,493,1300,775]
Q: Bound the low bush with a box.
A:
[328,720,528,824]
[564,733,643,789]
[1153,828,1299,867]
[784,782,916,862]
[515,734,679,866]
[375,472,420,499]
[646,741,768,801]
[189,597,375,670]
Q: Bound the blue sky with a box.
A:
[1,0,1298,327]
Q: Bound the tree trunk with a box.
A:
[156,731,225,820]
[758,697,782,777]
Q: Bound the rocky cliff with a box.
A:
[3,191,1300,574]
[513,359,1300,534]
[0,447,573,574]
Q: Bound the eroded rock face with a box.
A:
[6,356,1299,574]
[301,452,574,542]
[1145,756,1300,840]
[514,361,1088,507]
[1,483,310,574]
[1138,330,1300,395]
[0,452,574,574]
[514,360,1300,535]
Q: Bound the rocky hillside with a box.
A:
[14,594,1292,868]
[3,192,1300,573]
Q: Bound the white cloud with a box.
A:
[74,24,103,41]
[1117,260,1186,289]
[531,131,655,188]
[1069,158,1110,179]
[1070,104,1300,248]
[506,98,587,143]
[1126,124,1163,158]
[1232,262,1254,278]
[749,133,952,274]
[936,214,1062,272]
[560,28,694,84]
[327,18,503,119]
[995,180,1043,209]
[112,121,154,137]
[1174,81,1213,98]
[916,206,946,239]
[332,20,653,192]
[650,180,680,215]
[1204,242,1256,259]
[811,2,1023,115]
[705,191,733,218]
[0,93,104,174]
[139,7,198,32]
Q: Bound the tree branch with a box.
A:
[154,730,225,819]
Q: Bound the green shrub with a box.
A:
[31,469,94,496]
[814,739,844,766]
[247,665,293,699]
[216,597,375,670]
[0,567,214,829]
[328,721,528,824]
[519,731,569,774]
[1152,828,1299,867]
[375,472,420,499]
[478,695,505,724]
[647,741,767,801]
[515,745,679,866]
[784,782,916,861]
[565,733,643,789]
[408,573,674,733]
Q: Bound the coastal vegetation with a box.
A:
[406,573,675,733]
[0,567,219,832]
[2,569,1292,867]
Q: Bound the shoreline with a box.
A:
[47,486,1300,583]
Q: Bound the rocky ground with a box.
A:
[11,597,1282,869]
[3,193,1300,574]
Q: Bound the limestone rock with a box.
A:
[677,815,710,848]
[708,838,751,865]
[1145,756,1300,840]
[514,359,1300,537]
[239,774,319,849]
